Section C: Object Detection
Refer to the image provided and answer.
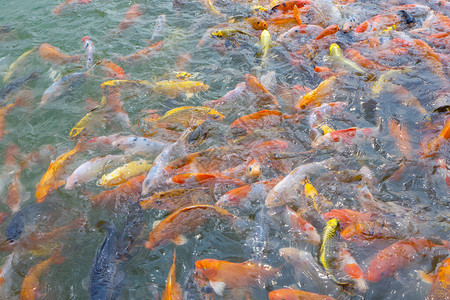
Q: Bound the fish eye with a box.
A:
[155,200,161,204]
[295,29,299,33]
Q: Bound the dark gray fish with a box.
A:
[89,204,144,300]
[0,70,38,104]
[3,202,50,243]
[89,223,124,300]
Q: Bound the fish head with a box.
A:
[195,259,220,279]
[246,159,261,178]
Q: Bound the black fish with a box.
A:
[89,204,144,300]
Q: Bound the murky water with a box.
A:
[0,0,449,299]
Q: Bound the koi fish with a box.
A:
[162,251,182,300]
[230,110,283,133]
[40,66,94,106]
[203,82,246,107]
[35,142,83,202]
[52,0,91,14]
[329,43,372,78]
[311,123,381,150]
[278,24,323,41]
[319,219,352,286]
[202,0,226,18]
[0,103,14,141]
[152,80,209,98]
[149,15,166,43]
[112,135,167,157]
[97,160,153,187]
[20,248,65,300]
[422,118,450,158]
[65,154,127,190]
[5,162,27,213]
[315,24,339,40]
[69,97,107,139]
[260,29,271,60]
[295,76,337,109]
[166,172,245,187]
[145,204,238,249]
[281,205,321,245]
[139,187,214,212]
[195,259,279,296]
[141,129,190,196]
[89,174,145,207]
[146,106,222,132]
[82,36,95,68]
[344,48,389,71]
[0,70,39,104]
[245,17,268,30]
[271,0,310,12]
[116,4,143,32]
[117,40,165,62]
[216,177,281,208]
[3,47,38,84]
[366,238,448,282]
[38,43,81,65]
[389,119,413,160]
[354,11,412,33]
[339,248,367,292]
[268,288,336,300]
[419,257,450,300]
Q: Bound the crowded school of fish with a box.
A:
[0,0,449,299]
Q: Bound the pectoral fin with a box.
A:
[172,235,187,245]
[209,280,226,296]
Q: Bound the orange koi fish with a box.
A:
[145,204,238,249]
[166,172,245,187]
[271,0,310,12]
[419,257,450,300]
[52,0,90,14]
[422,117,450,158]
[230,110,283,133]
[38,43,81,65]
[344,48,389,71]
[195,259,279,296]
[339,248,367,292]
[116,4,143,32]
[0,103,14,142]
[244,17,268,30]
[20,248,65,300]
[311,123,381,150]
[204,82,246,107]
[389,119,413,160]
[89,174,145,207]
[162,251,182,300]
[314,25,339,40]
[118,40,165,62]
[322,209,372,228]
[268,288,336,300]
[366,238,448,282]
[139,187,214,212]
[216,177,281,208]
[35,142,83,202]
[100,60,126,79]
[295,76,337,109]
[5,162,27,213]
[244,74,279,108]
[355,12,404,33]
[282,206,320,245]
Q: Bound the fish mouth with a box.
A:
[0,238,16,249]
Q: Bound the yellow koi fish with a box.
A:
[153,80,209,98]
[4,47,38,83]
[97,160,154,187]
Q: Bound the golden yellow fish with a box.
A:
[153,80,209,98]
[97,160,154,187]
